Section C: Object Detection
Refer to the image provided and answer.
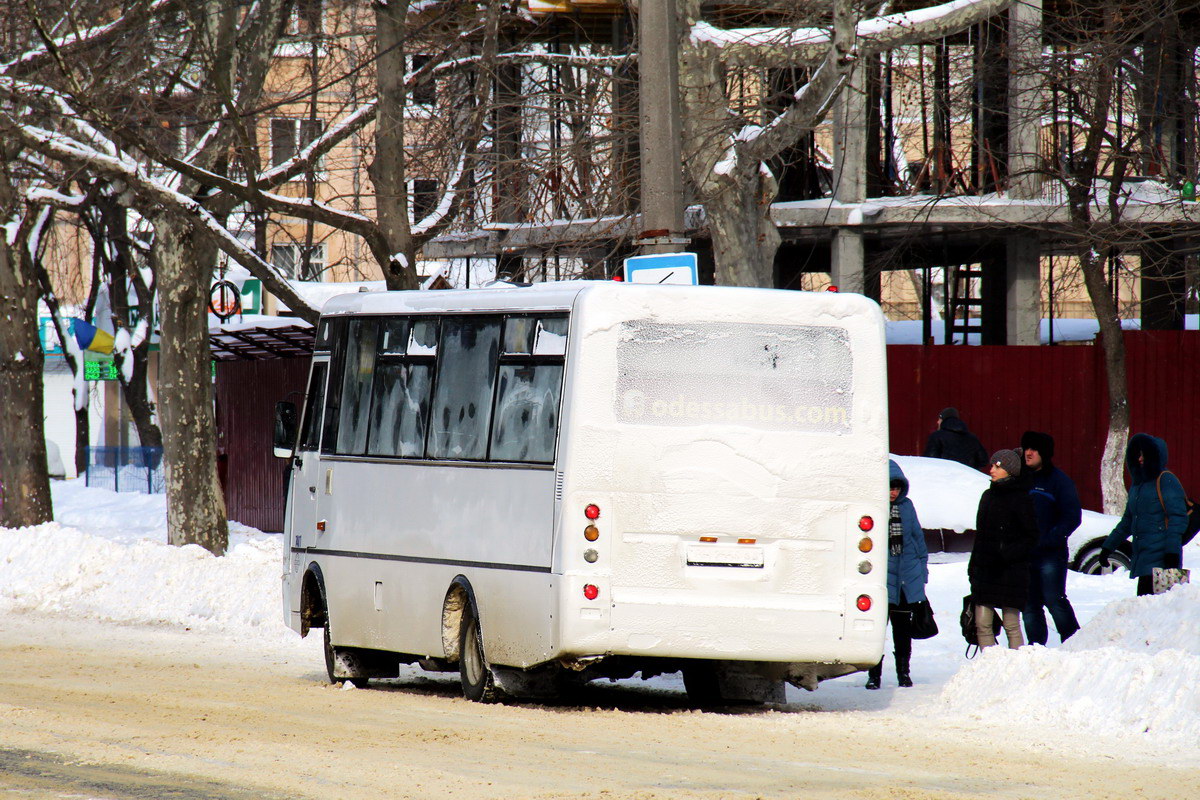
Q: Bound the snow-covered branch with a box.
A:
[1,0,180,76]
[1,116,320,324]
[692,0,1013,67]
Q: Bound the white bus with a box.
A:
[275,281,889,704]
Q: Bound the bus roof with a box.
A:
[318,280,884,321]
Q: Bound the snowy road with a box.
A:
[0,613,1194,800]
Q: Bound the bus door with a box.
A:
[287,360,329,563]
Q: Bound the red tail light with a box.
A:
[859,516,874,532]
[583,584,599,600]
[584,504,601,520]
[856,595,872,612]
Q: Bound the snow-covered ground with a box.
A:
[1,473,1197,762]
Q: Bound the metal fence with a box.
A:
[85,446,165,494]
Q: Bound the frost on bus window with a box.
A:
[368,361,432,457]
[533,317,567,356]
[503,317,536,355]
[490,364,563,463]
[408,319,438,356]
[336,319,379,454]
[614,321,853,433]
[427,317,500,459]
[378,318,409,356]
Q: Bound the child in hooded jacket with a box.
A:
[866,459,929,689]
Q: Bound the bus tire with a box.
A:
[459,603,498,703]
[324,624,368,689]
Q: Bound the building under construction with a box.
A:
[423,0,1200,345]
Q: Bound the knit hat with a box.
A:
[939,407,959,421]
[989,448,1022,476]
[1020,430,1055,460]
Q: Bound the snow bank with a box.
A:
[0,481,289,640]
[938,583,1200,747]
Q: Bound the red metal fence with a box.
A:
[215,358,310,533]
[888,332,1200,512]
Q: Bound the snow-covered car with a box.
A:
[892,455,1129,575]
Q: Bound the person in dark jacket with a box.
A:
[1098,433,1187,596]
[969,449,1038,649]
[866,460,929,690]
[1020,431,1081,645]
[923,408,988,471]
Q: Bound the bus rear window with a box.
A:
[614,321,852,433]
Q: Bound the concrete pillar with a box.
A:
[637,0,685,253]
[1005,0,1042,344]
[832,61,868,293]
[1006,235,1040,345]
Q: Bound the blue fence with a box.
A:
[85,446,165,494]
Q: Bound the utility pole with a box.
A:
[637,0,687,254]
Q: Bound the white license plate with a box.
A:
[686,545,764,568]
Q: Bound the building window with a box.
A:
[271,243,326,281]
[410,179,439,224]
[270,118,325,172]
[409,54,436,105]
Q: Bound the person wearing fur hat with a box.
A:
[968,448,1039,649]
[1020,431,1081,645]
[923,407,988,471]
[1098,433,1187,596]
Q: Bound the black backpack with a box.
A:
[1155,471,1200,546]
[959,595,1001,658]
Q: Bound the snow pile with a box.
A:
[938,582,1200,746]
[0,482,288,639]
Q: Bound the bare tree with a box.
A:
[676,0,1013,286]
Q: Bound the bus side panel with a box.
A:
[317,460,558,666]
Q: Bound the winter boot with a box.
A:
[865,660,882,690]
[895,651,912,688]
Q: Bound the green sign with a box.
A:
[84,358,119,381]
[241,278,262,314]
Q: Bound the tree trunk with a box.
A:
[102,198,162,451]
[0,229,53,527]
[367,0,419,291]
[1079,246,1130,514]
[155,214,228,554]
[704,167,781,287]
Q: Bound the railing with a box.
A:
[85,446,165,494]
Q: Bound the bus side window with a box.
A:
[299,363,328,451]
[335,318,380,456]
[320,319,349,454]
[368,316,435,458]
[489,314,566,463]
[427,316,501,460]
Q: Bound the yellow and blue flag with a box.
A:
[71,319,115,354]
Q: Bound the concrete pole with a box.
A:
[637,0,686,254]
[1006,0,1043,344]
[831,61,867,293]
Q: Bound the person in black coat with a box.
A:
[923,408,988,471]
[1020,431,1081,645]
[969,449,1039,649]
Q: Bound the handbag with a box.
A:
[1151,567,1190,595]
[959,595,1001,658]
[908,599,938,640]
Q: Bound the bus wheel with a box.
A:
[323,624,368,689]
[459,604,498,703]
